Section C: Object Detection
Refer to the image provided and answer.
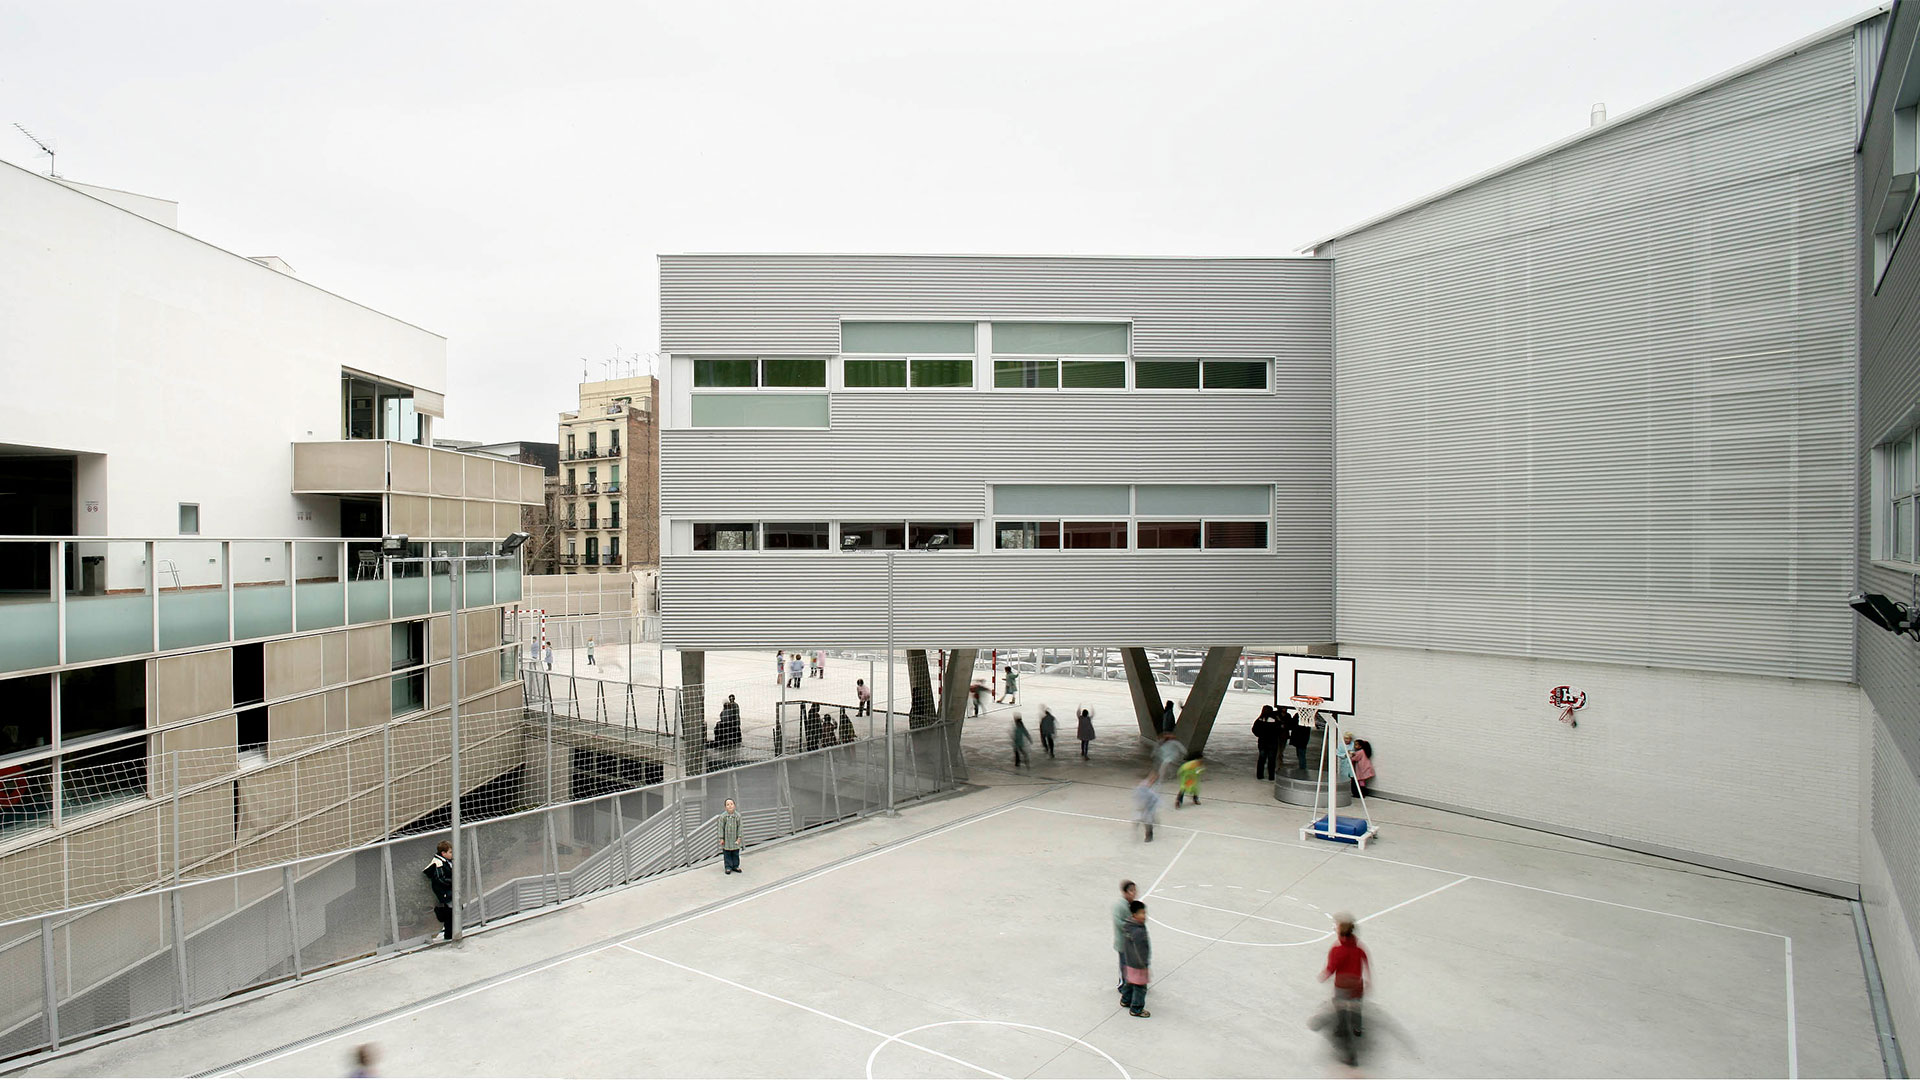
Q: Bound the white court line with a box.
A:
[1142,831,1197,897]
[622,946,1008,1080]
[217,945,619,1076]
[1017,802,1799,1077]
[1360,875,1470,923]
[1147,893,1329,934]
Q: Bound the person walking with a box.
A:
[423,840,454,941]
[788,652,805,689]
[541,642,553,671]
[1038,706,1057,758]
[1011,714,1032,769]
[348,1044,380,1078]
[1160,699,1176,735]
[1252,705,1283,780]
[720,798,743,874]
[998,666,1020,705]
[970,677,990,717]
[1076,708,1095,759]
[1120,900,1152,1017]
[1288,707,1313,772]
[1111,880,1138,996]
[855,678,873,716]
[838,707,857,745]
[1153,732,1185,786]
[1317,911,1370,1065]
[1133,773,1161,842]
[585,636,596,667]
[1175,753,1206,808]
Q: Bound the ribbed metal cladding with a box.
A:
[656,255,1333,648]
[1858,0,1920,966]
[1324,33,1860,681]
[658,552,1329,649]
[658,255,1331,360]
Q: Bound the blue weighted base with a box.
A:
[1304,815,1376,846]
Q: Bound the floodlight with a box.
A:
[1850,592,1920,640]
[923,533,952,551]
[498,532,531,556]
[841,534,863,550]
[380,534,409,554]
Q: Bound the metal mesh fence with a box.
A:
[0,721,963,1063]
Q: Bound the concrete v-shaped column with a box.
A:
[906,649,937,728]
[1121,646,1245,755]
[679,649,707,776]
[1121,648,1165,741]
[939,649,979,723]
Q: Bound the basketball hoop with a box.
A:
[1547,685,1585,727]
[1291,694,1325,729]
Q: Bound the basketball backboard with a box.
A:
[1274,653,1356,715]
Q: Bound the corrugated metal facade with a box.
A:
[659,255,1330,361]
[1322,32,1861,682]
[1857,3,1920,1051]
[656,255,1333,648]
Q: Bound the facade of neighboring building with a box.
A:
[436,439,561,574]
[654,255,1333,649]
[1857,0,1920,1052]
[556,376,659,574]
[0,161,542,919]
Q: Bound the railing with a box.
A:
[582,482,598,494]
[583,554,600,566]
[560,554,579,566]
[605,554,623,566]
[583,448,599,459]
[0,721,962,1062]
[559,484,578,495]
[0,537,525,677]
[606,482,621,494]
[609,519,622,530]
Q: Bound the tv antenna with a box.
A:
[12,124,56,176]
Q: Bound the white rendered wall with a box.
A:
[0,162,446,587]
[1343,642,1862,891]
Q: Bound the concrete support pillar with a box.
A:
[906,649,936,728]
[678,650,707,775]
[939,649,979,723]
[1172,646,1244,755]
[1120,648,1164,742]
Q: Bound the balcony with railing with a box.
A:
[581,481,599,495]
[560,554,579,566]
[605,481,621,494]
[604,553,623,566]
[559,483,578,495]
[0,536,525,676]
[609,517,621,530]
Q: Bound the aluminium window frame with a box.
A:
[1873,424,1920,569]
[990,355,1133,392]
[987,480,1276,554]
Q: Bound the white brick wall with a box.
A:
[1342,643,1862,887]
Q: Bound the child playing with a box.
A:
[1175,753,1205,808]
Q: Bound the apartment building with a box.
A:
[556,376,659,573]
[0,161,542,919]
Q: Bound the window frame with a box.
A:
[836,354,977,392]
[991,355,1132,392]
[1876,426,1920,567]
[987,482,1275,553]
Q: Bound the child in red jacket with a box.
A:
[1318,912,1369,1064]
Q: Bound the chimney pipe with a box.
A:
[1590,102,1608,127]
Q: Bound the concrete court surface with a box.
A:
[13,755,1885,1079]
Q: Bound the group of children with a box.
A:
[775,649,827,689]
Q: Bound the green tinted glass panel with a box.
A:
[911,358,973,388]
[994,360,1058,389]
[842,358,907,387]
[1202,360,1269,389]
[993,484,1129,515]
[841,322,976,353]
[761,357,827,387]
[694,358,756,387]
[1060,360,1126,388]
[1135,484,1271,515]
[991,323,1129,355]
[1134,360,1200,389]
[691,393,829,428]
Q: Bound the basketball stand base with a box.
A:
[1301,815,1379,849]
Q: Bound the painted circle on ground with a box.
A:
[865,1019,1130,1080]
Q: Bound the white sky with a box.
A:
[0,0,1875,441]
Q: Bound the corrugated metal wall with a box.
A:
[656,255,1333,647]
[1856,4,1920,1050]
[1325,33,1861,681]
[659,255,1330,360]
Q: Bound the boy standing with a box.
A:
[1120,901,1152,1017]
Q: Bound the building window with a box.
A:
[609,501,621,530]
[1202,360,1270,389]
[1061,521,1128,549]
[908,522,975,549]
[587,431,597,455]
[841,322,976,354]
[585,537,599,565]
[1880,428,1919,562]
[764,522,830,550]
[61,735,149,818]
[0,759,54,839]
[839,522,906,550]
[1136,521,1203,549]
[0,673,53,761]
[609,464,621,493]
[1134,360,1201,389]
[179,503,200,535]
[587,503,599,529]
[1062,360,1127,388]
[566,433,576,458]
[391,620,425,716]
[694,358,758,387]
[989,483,1272,552]
[693,357,829,389]
[60,661,145,743]
[341,373,423,443]
[995,521,1061,550]
[1205,521,1270,549]
[693,523,759,551]
[761,357,828,387]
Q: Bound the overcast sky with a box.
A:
[0,0,1874,441]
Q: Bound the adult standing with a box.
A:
[711,694,742,754]
[541,642,553,671]
[1011,714,1032,769]
[1160,700,1176,735]
[837,707,857,745]
[1110,880,1138,996]
[1252,705,1283,780]
[423,840,454,940]
[1076,708,1095,759]
[1038,706,1057,759]
[1288,708,1312,772]
[720,798,743,874]
[1120,901,1152,1017]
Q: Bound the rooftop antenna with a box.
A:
[12,124,56,176]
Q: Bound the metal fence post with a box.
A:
[612,795,630,884]
[170,891,189,1010]
[40,916,59,1051]
[283,865,303,979]
[381,844,400,947]
[169,752,182,882]
[543,811,560,905]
